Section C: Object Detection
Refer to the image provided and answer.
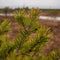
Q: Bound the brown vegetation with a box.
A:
[40,19,60,55]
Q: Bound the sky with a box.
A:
[0,0,60,9]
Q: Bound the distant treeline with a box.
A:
[0,7,33,13]
[0,7,60,11]
[0,7,60,17]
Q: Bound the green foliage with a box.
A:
[13,8,51,60]
[1,8,59,60]
[48,51,57,60]
[0,19,10,35]
[0,19,11,60]
[48,50,60,60]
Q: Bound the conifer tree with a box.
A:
[0,9,56,60]
[13,8,51,60]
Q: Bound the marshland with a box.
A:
[0,0,60,60]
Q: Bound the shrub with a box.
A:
[0,8,52,60]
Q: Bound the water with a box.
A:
[0,13,13,16]
[0,13,60,20]
[39,16,60,20]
